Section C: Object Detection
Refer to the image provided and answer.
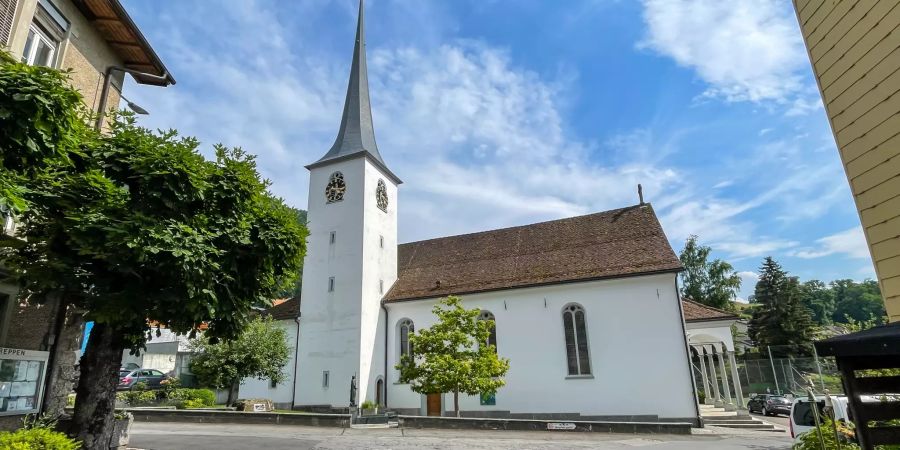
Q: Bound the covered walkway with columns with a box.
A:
[681,299,745,412]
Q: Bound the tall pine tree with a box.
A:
[748,257,816,355]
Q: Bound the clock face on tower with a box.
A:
[376,179,388,212]
[325,172,346,203]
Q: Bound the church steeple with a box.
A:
[307,0,400,183]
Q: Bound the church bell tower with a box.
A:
[294,0,400,409]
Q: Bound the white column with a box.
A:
[695,346,711,403]
[728,351,745,409]
[705,349,721,403]
[717,348,732,405]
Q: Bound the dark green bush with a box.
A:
[116,389,157,406]
[0,427,80,449]
[167,388,215,407]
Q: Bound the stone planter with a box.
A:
[109,412,133,449]
[361,407,379,416]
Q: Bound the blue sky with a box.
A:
[120,0,874,301]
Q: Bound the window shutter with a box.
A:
[0,0,17,47]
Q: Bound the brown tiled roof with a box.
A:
[384,204,682,302]
[681,299,739,322]
[263,297,300,321]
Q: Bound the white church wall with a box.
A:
[295,157,367,408]
[358,158,398,406]
[385,273,698,420]
[239,319,298,408]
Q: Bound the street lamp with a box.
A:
[94,66,169,130]
[120,94,148,115]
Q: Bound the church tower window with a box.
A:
[398,319,414,358]
[562,304,591,376]
[325,172,346,203]
[478,310,497,351]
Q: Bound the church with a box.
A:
[240,1,704,425]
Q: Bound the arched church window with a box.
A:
[398,319,414,359]
[376,179,388,212]
[478,310,497,351]
[562,304,591,376]
[325,172,346,203]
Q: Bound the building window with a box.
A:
[379,279,384,294]
[375,378,384,406]
[562,304,591,376]
[21,24,56,67]
[379,235,384,248]
[478,310,497,351]
[322,371,329,388]
[398,319,414,359]
[330,231,336,244]
[328,277,335,292]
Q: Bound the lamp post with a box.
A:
[94,66,169,130]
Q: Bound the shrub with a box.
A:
[792,418,858,450]
[132,381,149,391]
[174,399,207,410]
[361,400,376,410]
[116,389,157,406]
[167,388,215,407]
[0,427,80,449]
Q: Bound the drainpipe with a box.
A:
[95,66,171,131]
[381,301,388,407]
[675,276,703,427]
[291,314,301,409]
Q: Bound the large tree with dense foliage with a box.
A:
[0,55,306,449]
[830,278,885,323]
[190,316,291,405]
[747,257,816,354]
[678,235,742,310]
[799,280,836,325]
[397,296,510,417]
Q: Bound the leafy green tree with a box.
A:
[678,235,741,310]
[190,316,291,405]
[747,257,816,354]
[799,280,835,325]
[397,296,510,417]
[0,55,306,449]
[831,279,885,324]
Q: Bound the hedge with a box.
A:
[0,427,80,449]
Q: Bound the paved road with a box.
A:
[129,422,794,450]
[750,411,791,429]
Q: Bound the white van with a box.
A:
[789,395,849,441]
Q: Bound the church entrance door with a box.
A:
[426,393,442,416]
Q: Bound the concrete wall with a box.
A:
[239,319,298,409]
[383,273,698,421]
[295,156,398,409]
[793,0,900,321]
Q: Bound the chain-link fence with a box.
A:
[736,344,841,399]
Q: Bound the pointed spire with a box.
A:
[308,0,400,183]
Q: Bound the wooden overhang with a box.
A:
[815,321,900,449]
[71,0,175,86]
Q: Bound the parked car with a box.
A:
[117,368,167,391]
[747,394,786,414]
[121,362,140,371]
[762,395,792,416]
[789,395,849,441]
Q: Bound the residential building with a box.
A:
[793,0,900,322]
[0,0,172,428]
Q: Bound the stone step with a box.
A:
[702,415,754,421]
[700,411,738,417]
[710,423,778,430]
[704,419,766,425]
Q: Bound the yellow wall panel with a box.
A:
[836,100,900,148]
[824,41,900,111]
[860,195,900,225]
[846,136,900,179]
[854,164,900,209]
[881,274,900,295]
[814,1,899,73]
[876,255,900,279]
[850,152,900,193]
[867,216,900,245]
[872,236,900,263]
[806,1,866,47]
[839,113,900,161]
[802,0,837,32]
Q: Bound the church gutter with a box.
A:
[383,267,684,304]
[381,301,389,407]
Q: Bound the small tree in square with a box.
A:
[190,316,291,405]
[396,296,510,417]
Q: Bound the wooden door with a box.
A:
[426,393,442,417]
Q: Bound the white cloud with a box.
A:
[791,226,872,260]
[638,0,811,105]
